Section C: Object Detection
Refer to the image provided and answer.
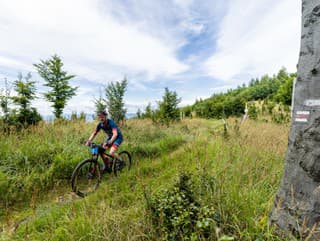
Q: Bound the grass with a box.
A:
[0,118,290,240]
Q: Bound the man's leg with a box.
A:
[109,138,122,159]
[109,144,119,159]
[99,145,112,172]
[109,143,126,170]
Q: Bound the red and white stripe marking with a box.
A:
[295,111,310,122]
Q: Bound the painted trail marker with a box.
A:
[295,111,310,123]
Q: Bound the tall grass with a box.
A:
[0,118,290,240]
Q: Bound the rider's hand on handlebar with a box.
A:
[85,140,91,146]
[102,140,111,149]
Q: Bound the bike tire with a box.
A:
[113,150,132,176]
[71,159,101,197]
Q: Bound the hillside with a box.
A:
[0,118,290,240]
[181,68,296,120]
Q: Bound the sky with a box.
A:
[0,0,301,116]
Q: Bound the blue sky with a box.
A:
[0,0,301,116]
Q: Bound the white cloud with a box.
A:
[0,0,302,116]
[173,0,194,9]
[205,0,301,82]
[32,98,52,116]
[63,87,95,114]
[129,80,147,91]
[0,56,31,72]
[179,99,198,107]
[0,0,188,82]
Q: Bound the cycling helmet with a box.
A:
[97,110,107,116]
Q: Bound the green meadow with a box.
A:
[0,118,290,240]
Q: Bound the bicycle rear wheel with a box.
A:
[71,159,101,197]
[113,151,132,176]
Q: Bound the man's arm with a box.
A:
[107,120,118,145]
[86,130,98,145]
[102,128,118,148]
[109,128,118,144]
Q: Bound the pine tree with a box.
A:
[34,54,77,119]
[12,72,42,126]
[104,77,127,124]
[158,87,181,126]
[93,88,107,114]
[136,108,142,119]
[143,103,152,119]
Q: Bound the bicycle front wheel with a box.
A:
[71,159,101,197]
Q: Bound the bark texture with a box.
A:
[270,1,320,239]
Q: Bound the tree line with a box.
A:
[180,68,296,119]
[0,54,78,131]
[0,54,129,131]
[0,53,181,131]
[136,68,295,123]
[1,56,295,131]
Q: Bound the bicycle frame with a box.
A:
[89,144,114,163]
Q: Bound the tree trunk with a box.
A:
[270,1,320,239]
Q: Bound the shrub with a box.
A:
[248,103,258,120]
[145,173,218,240]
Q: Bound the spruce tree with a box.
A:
[144,103,152,119]
[12,72,42,126]
[158,87,181,126]
[93,88,107,114]
[104,77,127,124]
[34,54,77,119]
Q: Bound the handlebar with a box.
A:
[85,141,103,155]
[85,141,102,148]
[85,141,112,149]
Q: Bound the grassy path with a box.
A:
[0,119,290,240]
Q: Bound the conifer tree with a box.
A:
[93,88,107,114]
[34,54,77,119]
[105,77,127,124]
[12,72,42,126]
[158,87,181,126]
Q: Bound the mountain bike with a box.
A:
[71,142,132,197]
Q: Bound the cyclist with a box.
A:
[85,110,123,172]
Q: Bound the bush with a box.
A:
[145,173,218,240]
[248,103,258,120]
